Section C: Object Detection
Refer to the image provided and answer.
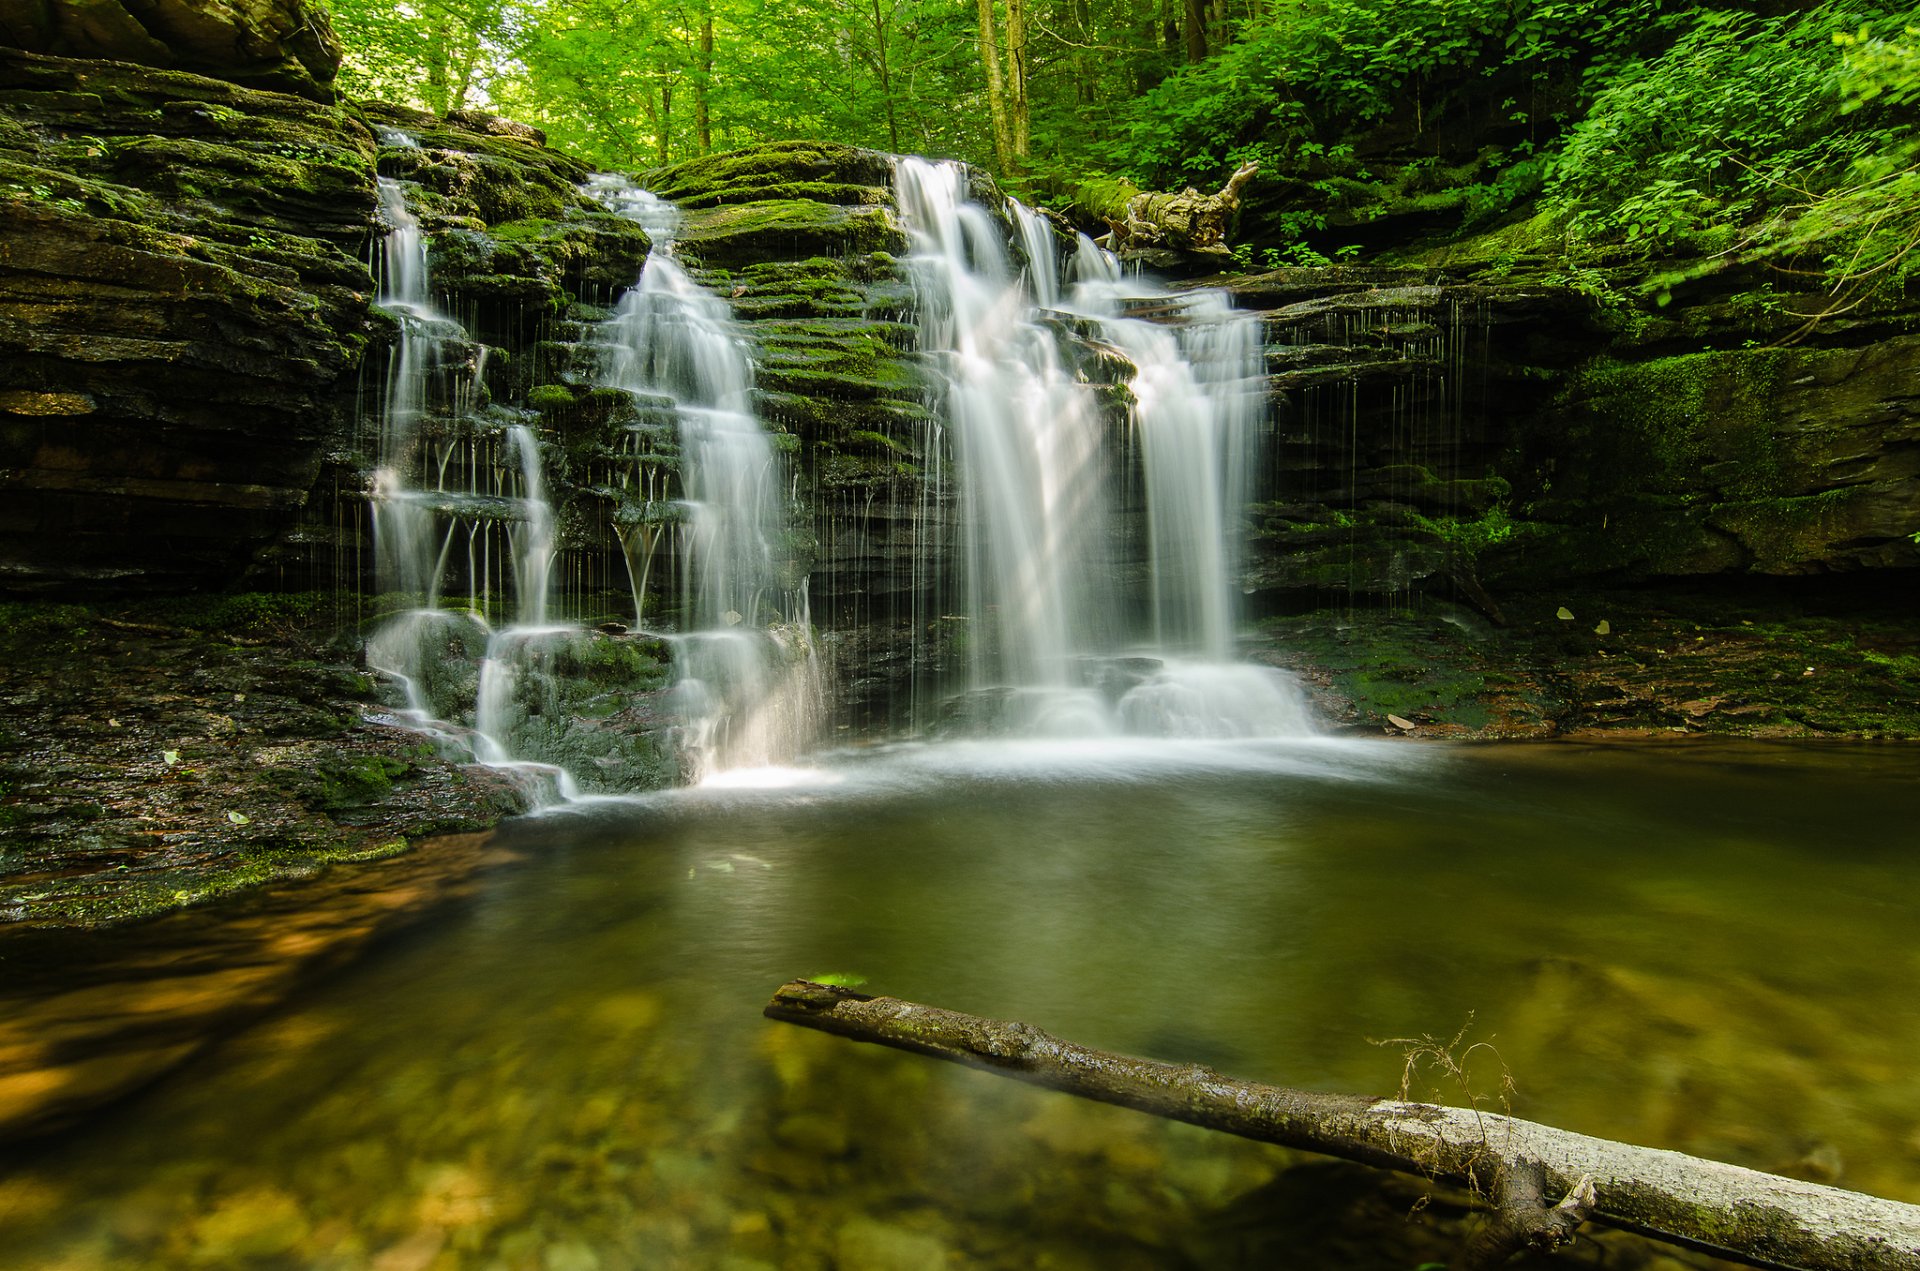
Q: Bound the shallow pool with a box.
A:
[3,739,1917,1269]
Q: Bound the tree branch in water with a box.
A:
[764,979,1920,1271]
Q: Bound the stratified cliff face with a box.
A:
[0,0,339,100]
[0,48,376,590]
[0,31,1912,607]
[0,51,656,594]
[634,142,928,633]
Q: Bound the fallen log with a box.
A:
[1080,161,1259,261]
[764,980,1920,1271]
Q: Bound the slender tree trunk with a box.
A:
[451,31,480,112]
[1072,0,1095,107]
[657,78,673,164]
[695,12,714,154]
[1006,0,1030,161]
[974,0,1014,173]
[1183,0,1210,62]
[424,15,451,114]
[871,0,901,152]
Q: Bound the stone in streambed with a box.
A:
[834,1217,951,1271]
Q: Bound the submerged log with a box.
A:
[764,980,1920,1271]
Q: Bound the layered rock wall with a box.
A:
[0,0,339,100]
[0,48,375,589]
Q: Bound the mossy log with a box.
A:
[765,979,1920,1271]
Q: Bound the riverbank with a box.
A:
[1260,577,1920,740]
[0,596,527,930]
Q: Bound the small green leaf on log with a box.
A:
[811,972,868,987]
[162,750,180,765]
[226,810,250,825]
[1556,606,1575,620]
[1594,619,1611,635]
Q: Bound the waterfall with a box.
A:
[592,175,823,782]
[897,157,1312,739]
[363,164,586,805]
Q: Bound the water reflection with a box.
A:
[3,742,1917,1269]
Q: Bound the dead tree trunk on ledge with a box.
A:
[1100,160,1258,257]
[764,980,1920,1271]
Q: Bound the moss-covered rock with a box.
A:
[0,0,342,102]
[359,103,652,332]
[641,141,896,206]
[676,197,905,268]
[1498,341,1920,580]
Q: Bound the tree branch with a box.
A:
[765,980,1920,1271]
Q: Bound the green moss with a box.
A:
[1561,348,1789,498]
[643,141,895,205]
[677,199,906,267]
[267,755,414,812]
[1409,506,1526,557]
[1709,486,1866,571]
[527,383,577,413]
[129,592,335,635]
[1060,174,1144,223]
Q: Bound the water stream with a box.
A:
[364,165,823,793]
[363,168,582,804]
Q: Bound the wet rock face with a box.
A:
[1226,265,1920,603]
[1218,268,1604,606]
[360,102,653,335]
[639,142,934,631]
[0,0,341,101]
[1494,337,1920,584]
[0,49,378,591]
[0,61,657,595]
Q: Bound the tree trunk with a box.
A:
[695,12,713,154]
[974,0,1014,173]
[656,78,672,165]
[423,15,450,115]
[1006,0,1030,161]
[765,980,1920,1271]
[1099,160,1258,258]
[870,0,901,152]
[1183,0,1209,62]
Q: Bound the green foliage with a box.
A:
[329,0,512,113]
[1101,0,1663,187]
[1545,3,1920,318]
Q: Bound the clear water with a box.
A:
[4,741,1917,1269]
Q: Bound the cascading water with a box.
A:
[364,164,587,803]
[590,176,823,782]
[897,157,1312,738]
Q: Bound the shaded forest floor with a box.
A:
[0,598,525,930]
[1258,577,1920,741]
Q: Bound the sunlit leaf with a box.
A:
[810,972,868,987]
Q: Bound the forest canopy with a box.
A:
[326,0,1920,306]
